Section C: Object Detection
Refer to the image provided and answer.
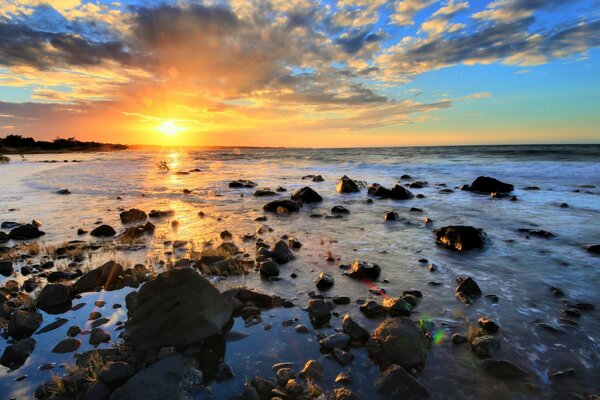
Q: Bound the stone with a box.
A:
[0,337,36,368]
[271,240,295,264]
[90,328,111,345]
[120,209,147,224]
[315,272,334,290]
[263,199,301,213]
[110,354,203,400]
[9,224,45,240]
[259,260,279,278]
[90,224,116,237]
[67,325,82,337]
[124,267,232,357]
[299,359,323,380]
[435,225,488,251]
[389,184,414,200]
[347,260,381,280]
[456,277,482,299]
[470,335,500,357]
[320,332,350,352]
[584,244,600,254]
[0,260,13,276]
[276,367,295,386]
[52,338,81,353]
[98,361,136,388]
[229,180,257,188]
[57,188,71,194]
[384,211,399,221]
[374,364,429,399]
[337,175,360,193]
[360,300,387,318]
[332,387,360,400]
[383,297,412,317]
[332,347,354,365]
[8,310,43,339]
[368,317,428,369]
[291,186,323,203]
[331,206,349,214]
[342,314,370,343]
[479,359,528,378]
[253,189,276,196]
[70,261,125,294]
[84,382,111,400]
[467,176,514,193]
[307,299,331,325]
[36,283,71,312]
[451,333,467,344]
[478,317,499,334]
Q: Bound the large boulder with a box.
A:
[347,260,381,280]
[467,176,514,193]
[110,354,203,400]
[90,224,116,237]
[120,209,147,224]
[36,283,72,313]
[9,224,45,240]
[435,225,488,251]
[70,261,125,294]
[291,187,322,203]
[0,337,36,368]
[368,317,428,369]
[125,268,232,357]
[8,310,43,339]
[263,199,301,213]
[336,175,360,193]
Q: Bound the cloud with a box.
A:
[391,0,438,26]
[472,0,578,22]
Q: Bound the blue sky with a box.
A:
[0,0,599,146]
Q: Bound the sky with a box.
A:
[0,0,599,147]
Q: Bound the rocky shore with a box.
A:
[0,171,598,400]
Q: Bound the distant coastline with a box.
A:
[0,134,127,155]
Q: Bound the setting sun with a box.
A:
[157,120,182,136]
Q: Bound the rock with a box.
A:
[347,260,381,280]
[90,224,116,237]
[332,388,360,400]
[124,268,232,357]
[368,183,391,197]
[52,338,81,353]
[299,359,323,380]
[374,364,429,399]
[384,211,399,221]
[336,175,360,193]
[36,283,71,312]
[549,368,576,380]
[288,237,302,249]
[259,260,279,278]
[8,310,43,339]
[254,189,277,196]
[584,244,600,254]
[332,347,354,365]
[452,333,467,344]
[9,224,45,240]
[470,335,500,357]
[148,209,175,219]
[389,184,414,200]
[479,359,528,378]
[307,299,331,325]
[0,337,36,368]
[456,277,482,299]
[0,260,13,276]
[90,328,111,345]
[320,332,350,352]
[229,180,257,188]
[263,199,301,213]
[285,378,303,395]
[383,297,412,317]
[119,222,155,239]
[331,206,349,214]
[333,296,351,305]
[57,188,71,194]
[435,225,488,251]
[120,208,147,224]
[67,325,82,337]
[518,228,553,238]
[110,354,202,400]
[276,367,295,386]
[291,186,323,203]
[98,361,136,388]
[335,371,352,383]
[251,376,275,398]
[315,273,334,290]
[271,240,295,264]
[360,301,387,318]
[84,382,111,400]
[467,176,514,193]
[478,317,499,334]
[342,314,369,343]
[368,317,428,369]
[47,270,80,282]
[70,261,124,294]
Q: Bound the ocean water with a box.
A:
[0,145,599,399]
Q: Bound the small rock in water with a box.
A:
[470,335,500,357]
[435,225,488,251]
[451,333,468,344]
[337,175,360,193]
[315,272,334,290]
[347,260,381,280]
[478,317,499,334]
[299,359,324,380]
[479,359,529,379]
[335,371,352,383]
[342,314,369,343]
[89,328,111,345]
[52,338,81,353]
[373,364,429,399]
[307,299,331,325]
[360,301,387,318]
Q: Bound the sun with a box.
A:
[157,120,181,136]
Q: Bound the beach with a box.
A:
[0,145,599,399]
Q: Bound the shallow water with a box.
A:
[1,145,599,399]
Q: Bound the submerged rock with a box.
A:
[148,209,175,218]
[584,244,600,254]
[374,364,429,399]
[331,205,350,214]
[90,224,116,237]
[111,354,203,400]
[435,225,488,251]
[229,180,257,188]
[368,183,413,200]
[467,176,514,193]
[368,317,428,369]
[9,224,45,240]
[479,359,528,378]
[0,337,36,368]
[125,267,233,357]
[263,199,301,213]
[336,175,360,193]
[120,208,147,224]
[291,186,323,203]
[470,335,500,357]
[52,338,81,353]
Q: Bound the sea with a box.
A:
[0,144,599,399]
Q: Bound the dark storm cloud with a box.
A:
[0,22,130,69]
